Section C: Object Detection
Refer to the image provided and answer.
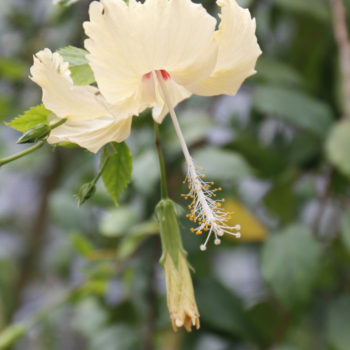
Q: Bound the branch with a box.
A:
[331,0,350,119]
[0,142,45,167]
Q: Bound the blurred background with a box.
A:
[0,0,349,349]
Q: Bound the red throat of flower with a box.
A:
[143,69,170,80]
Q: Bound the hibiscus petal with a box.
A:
[84,0,217,106]
[30,48,107,121]
[48,116,132,153]
[186,0,262,96]
[84,0,140,103]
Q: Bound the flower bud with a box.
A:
[16,123,51,144]
[163,252,200,332]
[156,199,200,332]
[75,182,96,207]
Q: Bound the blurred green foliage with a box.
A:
[1,0,350,349]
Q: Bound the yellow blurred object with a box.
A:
[223,199,268,242]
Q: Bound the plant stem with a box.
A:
[0,141,45,167]
[0,118,67,168]
[93,154,110,186]
[50,118,67,129]
[154,122,168,199]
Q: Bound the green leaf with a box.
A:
[101,142,133,206]
[0,57,26,82]
[73,298,108,336]
[116,221,158,260]
[57,46,89,66]
[247,302,281,345]
[71,233,94,258]
[264,180,297,223]
[232,134,287,177]
[271,0,330,22]
[256,58,303,87]
[0,324,27,349]
[7,105,50,132]
[196,278,258,340]
[0,97,11,122]
[236,0,252,6]
[69,64,95,86]
[326,121,350,177]
[252,85,333,137]
[90,325,138,350]
[327,296,350,350]
[191,146,252,182]
[132,149,159,195]
[57,46,95,85]
[100,207,139,237]
[286,133,321,166]
[261,225,322,308]
[54,0,80,6]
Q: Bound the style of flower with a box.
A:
[30,48,132,153]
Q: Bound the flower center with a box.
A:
[143,69,170,80]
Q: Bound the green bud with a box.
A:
[16,123,51,144]
[75,182,96,207]
[155,199,200,332]
[155,198,185,266]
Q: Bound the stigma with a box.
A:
[143,69,170,80]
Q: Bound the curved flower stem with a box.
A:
[94,154,110,185]
[0,118,67,168]
[0,141,45,168]
[154,122,168,199]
